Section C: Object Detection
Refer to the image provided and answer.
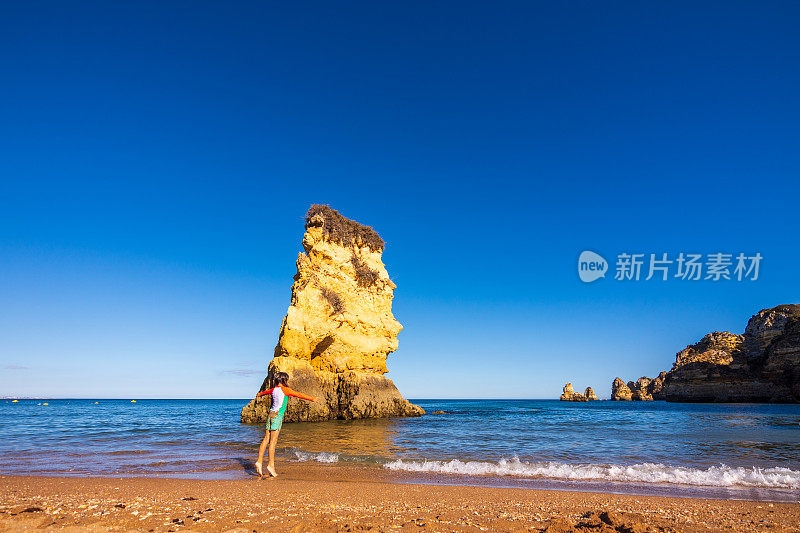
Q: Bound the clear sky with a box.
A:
[1,1,799,399]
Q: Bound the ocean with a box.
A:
[2,398,799,502]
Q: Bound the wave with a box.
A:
[293,450,340,464]
[105,450,150,456]
[383,457,800,490]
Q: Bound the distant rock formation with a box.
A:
[241,205,425,423]
[611,378,633,401]
[560,382,597,401]
[663,305,800,403]
[559,382,574,400]
[611,304,800,403]
[612,372,668,401]
[648,372,668,400]
[630,377,655,401]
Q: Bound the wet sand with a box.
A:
[1,465,799,532]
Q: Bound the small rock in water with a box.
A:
[559,382,591,402]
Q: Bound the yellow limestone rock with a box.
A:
[241,205,424,423]
[559,382,588,402]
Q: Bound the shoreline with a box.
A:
[6,450,800,503]
[1,466,799,532]
[3,455,799,504]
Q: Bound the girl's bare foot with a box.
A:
[254,461,263,476]
[267,465,278,477]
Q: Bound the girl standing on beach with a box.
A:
[254,371,316,477]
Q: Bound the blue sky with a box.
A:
[1,1,799,399]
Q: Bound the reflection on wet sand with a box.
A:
[272,417,410,460]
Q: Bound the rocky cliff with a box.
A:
[662,305,800,403]
[241,205,424,423]
[611,304,800,403]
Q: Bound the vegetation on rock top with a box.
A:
[305,204,385,251]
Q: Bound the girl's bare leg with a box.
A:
[255,432,269,476]
[267,429,280,477]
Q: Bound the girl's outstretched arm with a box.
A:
[256,387,274,398]
[281,386,316,402]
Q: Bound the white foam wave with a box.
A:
[383,457,800,490]
[294,451,340,464]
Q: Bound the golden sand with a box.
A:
[1,465,798,532]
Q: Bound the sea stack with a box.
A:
[559,382,592,401]
[241,205,424,423]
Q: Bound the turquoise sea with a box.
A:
[1,399,799,501]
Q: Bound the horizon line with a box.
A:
[2,397,584,401]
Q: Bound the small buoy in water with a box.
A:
[94,402,99,404]
[11,399,18,403]
[131,400,136,403]
[42,402,49,406]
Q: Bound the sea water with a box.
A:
[1,398,798,501]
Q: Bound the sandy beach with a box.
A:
[1,465,798,532]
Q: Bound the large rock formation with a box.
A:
[611,305,800,403]
[241,205,424,423]
[662,305,800,402]
[584,387,599,401]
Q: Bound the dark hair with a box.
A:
[273,372,289,386]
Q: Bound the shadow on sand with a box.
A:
[234,457,260,477]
